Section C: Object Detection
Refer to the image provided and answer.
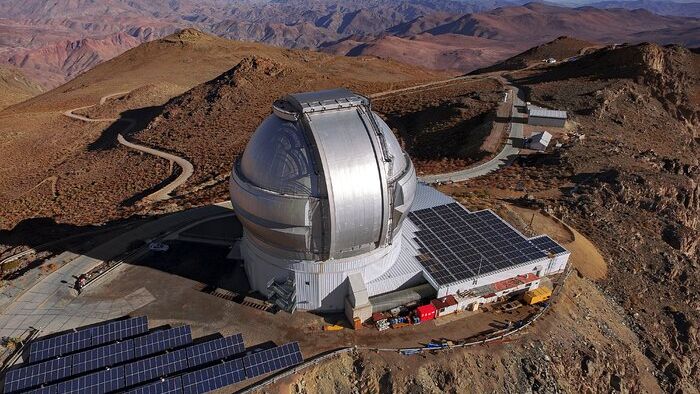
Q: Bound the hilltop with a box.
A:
[0,30,442,232]
[474,36,600,73]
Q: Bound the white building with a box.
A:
[528,131,552,151]
[528,106,567,127]
[229,88,570,315]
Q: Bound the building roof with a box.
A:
[431,295,458,309]
[528,106,567,119]
[530,131,552,147]
[407,203,550,288]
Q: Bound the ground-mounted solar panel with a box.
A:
[125,376,183,394]
[72,339,135,375]
[29,329,92,362]
[180,359,246,394]
[185,334,244,367]
[90,316,148,346]
[408,203,549,287]
[3,355,72,393]
[55,365,125,394]
[133,326,192,358]
[242,342,302,378]
[124,348,189,387]
[23,386,55,394]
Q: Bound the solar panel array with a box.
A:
[91,317,148,347]
[242,342,303,378]
[133,326,192,358]
[408,203,548,286]
[28,317,147,362]
[186,334,244,368]
[56,366,125,394]
[4,356,73,393]
[180,359,246,394]
[72,340,134,375]
[529,235,568,255]
[8,322,301,394]
[125,377,182,394]
[125,348,190,387]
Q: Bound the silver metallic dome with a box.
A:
[230,88,417,261]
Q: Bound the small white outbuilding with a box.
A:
[528,131,552,151]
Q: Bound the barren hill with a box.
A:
[0,65,43,110]
[507,42,699,391]
[0,30,441,232]
[474,36,600,73]
[3,1,699,87]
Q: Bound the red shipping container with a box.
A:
[416,304,437,321]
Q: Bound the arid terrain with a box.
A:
[0,29,444,242]
[0,5,698,392]
[1,0,699,89]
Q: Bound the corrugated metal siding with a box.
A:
[410,183,456,211]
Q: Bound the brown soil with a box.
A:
[0,30,444,244]
[373,78,503,175]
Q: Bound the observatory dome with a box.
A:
[230,88,417,310]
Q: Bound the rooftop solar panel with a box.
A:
[90,316,148,346]
[180,359,246,394]
[55,366,125,394]
[125,377,183,394]
[241,342,303,378]
[72,339,135,375]
[408,203,548,286]
[124,348,190,387]
[133,326,192,358]
[529,235,568,255]
[185,334,244,368]
[29,329,92,362]
[4,355,72,393]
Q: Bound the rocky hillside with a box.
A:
[0,65,43,109]
[0,31,441,235]
[506,42,699,391]
[474,36,599,73]
[2,1,699,87]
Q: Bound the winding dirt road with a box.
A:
[63,92,193,202]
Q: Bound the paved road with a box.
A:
[419,83,525,184]
[63,93,194,202]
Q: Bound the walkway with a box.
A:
[419,84,525,183]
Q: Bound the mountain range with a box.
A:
[1,0,699,90]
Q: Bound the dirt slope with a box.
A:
[0,65,43,110]
[475,36,600,73]
[0,29,442,236]
[477,42,698,392]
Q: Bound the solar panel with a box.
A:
[90,316,148,346]
[529,235,567,255]
[185,334,244,367]
[3,355,72,393]
[72,339,135,375]
[125,377,183,394]
[408,203,548,286]
[180,359,246,394]
[133,326,192,358]
[55,366,125,394]
[24,386,54,394]
[242,342,303,378]
[29,329,92,362]
[124,348,190,387]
